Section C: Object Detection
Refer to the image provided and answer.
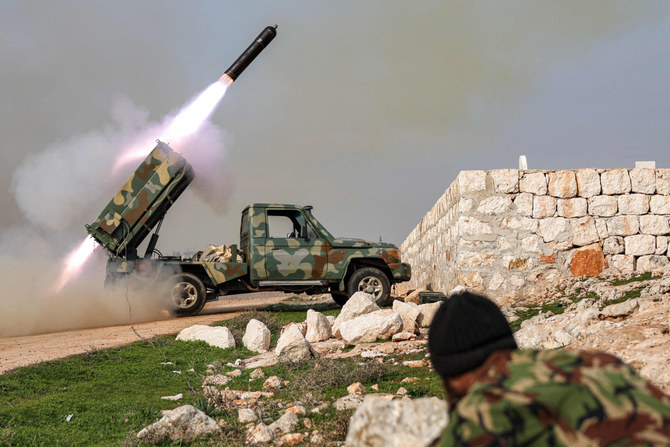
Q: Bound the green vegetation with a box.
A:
[606,272,659,286]
[0,308,440,446]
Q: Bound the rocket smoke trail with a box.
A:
[54,25,278,292]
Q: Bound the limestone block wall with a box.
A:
[400,168,670,303]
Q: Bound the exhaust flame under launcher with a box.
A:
[85,141,194,260]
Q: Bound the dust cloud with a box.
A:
[1,96,232,337]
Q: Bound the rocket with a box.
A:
[220,25,278,83]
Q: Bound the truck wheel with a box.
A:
[168,273,207,316]
[347,267,390,305]
[330,292,349,307]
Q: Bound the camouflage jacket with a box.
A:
[440,349,670,446]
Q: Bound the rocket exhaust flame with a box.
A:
[53,236,99,293]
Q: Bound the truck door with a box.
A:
[264,209,328,280]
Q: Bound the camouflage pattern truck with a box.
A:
[86,141,411,316]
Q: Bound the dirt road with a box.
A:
[0,294,289,374]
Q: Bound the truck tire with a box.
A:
[347,267,390,305]
[168,273,207,316]
[330,291,349,306]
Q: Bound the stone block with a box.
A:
[636,255,670,272]
[624,234,655,256]
[609,254,635,274]
[457,251,498,267]
[532,196,556,218]
[571,217,600,246]
[603,236,624,255]
[547,171,577,198]
[460,271,484,289]
[490,169,519,193]
[500,216,538,232]
[477,196,512,214]
[595,218,609,239]
[488,272,505,291]
[650,196,670,214]
[520,172,547,195]
[588,196,618,217]
[606,215,639,236]
[458,216,492,235]
[521,235,550,255]
[630,168,656,194]
[639,215,670,235]
[656,236,668,255]
[538,218,571,243]
[458,199,473,213]
[617,194,650,215]
[570,244,605,277]
[601,169,631,195]
[556,198,587,217]
[576,169,601,198]
[457,170,487,194]
[513,193,533,216]
[656,169,670,195]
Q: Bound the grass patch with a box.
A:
[600,285,644,308]
[0,308,438,446]
[607,272,659,286]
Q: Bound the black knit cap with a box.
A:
[428,291,517,378]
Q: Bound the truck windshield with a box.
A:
[267,210,318,239]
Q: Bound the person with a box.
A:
[428,291,670,446]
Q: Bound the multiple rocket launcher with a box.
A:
[85,26,277,258]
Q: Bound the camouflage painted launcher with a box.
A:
[86,141,194,259]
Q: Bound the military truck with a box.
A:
[86,141,411,316]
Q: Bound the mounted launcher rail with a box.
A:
[85,141,194,260]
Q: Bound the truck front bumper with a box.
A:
[389,262,411,282]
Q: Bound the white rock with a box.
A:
[630,168,656,194]
[603,236,625,255]
[625,235,656,256]
[600,299,639,319]
[137,405,220,443]
[417,302,442,327]
[656,236,668,255]
[477,196,512,214]
[392,300,421,333]
[601,169,631,195]
[340,310,403,344]
[332,292,380,337]
[326,315,336,326]
[618,194,650,215]
[457,170,487,193]
[334,394,364,411]
[571,217,599,247]
[556,198,587,218]
[269,412,299,434]
[656,169,670,195]
[247,423,275,444]
[275,325,312,363]
[532,196,556,219]
[650,196,670,214]
[305,309,332,343]
[392,331,417,342]
[639,215,670,235]
[263,376,285,391]
[280,322,307,337]
[500,216,538,232]
[458,216,492,235]
[539,218,571,243]
[607,215,640,236]
[458,198,473,213]
[576,169,601,198]
[595,218,609,239]
[636,255,670,272]
[588,196,618,217]
[345,396,448,447]
[161,393,183,401]
[513,193,533,216]
[242,319,271,353]
[548,171,577,198]
[521,235,550,255]
[176,325,235,350]
[238,408,258,423]
[520,172,547,195]
[490,169,519,193]
[202,374,232,387]
[610,255,635,273]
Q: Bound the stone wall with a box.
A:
[400,168,670,303]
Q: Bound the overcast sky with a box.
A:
[2,0,670,256]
